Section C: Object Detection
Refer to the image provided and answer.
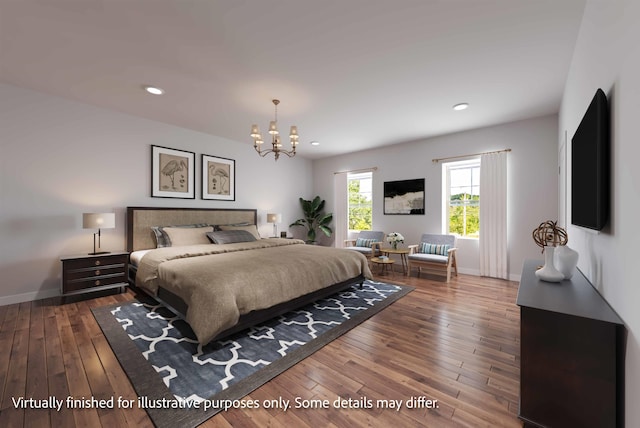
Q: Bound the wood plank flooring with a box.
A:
[0,272,523,427]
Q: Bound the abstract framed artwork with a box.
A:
[151,145,195,199]
[202,154,235,201]
[383,178,425,215]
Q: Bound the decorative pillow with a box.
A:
[355,238,376,248]
[151,223,210,248]
[212,222,251,232]
[151,226,171,248]
[419,242,450,256]
[219,224,261,240]
[206,230,257,245]
[162,226,213,247]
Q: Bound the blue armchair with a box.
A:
[408,233,458,282]
[344,231,385,260]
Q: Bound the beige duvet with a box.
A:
[136,238,372,344]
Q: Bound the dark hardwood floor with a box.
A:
[0,271,523,427]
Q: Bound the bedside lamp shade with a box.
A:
[266,213,282,224]
[267,213,282,237]
[83,212,115,254]
[83,213,116,229]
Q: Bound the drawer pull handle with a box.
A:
[95,280,101,286]
[95,270,101,275]
[95,260,101,266]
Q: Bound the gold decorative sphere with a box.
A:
[532,220,568,252]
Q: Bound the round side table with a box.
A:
[370,257,395,276]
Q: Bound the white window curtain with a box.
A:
[333,172,348,247]
[479,151,508,279]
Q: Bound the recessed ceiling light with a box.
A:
[310,141,320,146]
[453,103,469,111]
[144,85,165,95]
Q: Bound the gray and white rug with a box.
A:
[93,279,412,428]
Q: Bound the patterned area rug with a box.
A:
[92,280,412,428]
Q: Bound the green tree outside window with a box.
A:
[449,193,479,237]
[348,177,372,231]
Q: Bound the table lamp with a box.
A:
[266,213,282,238]
[83,212,115,255]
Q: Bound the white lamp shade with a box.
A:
[266,213,282,224]
[83,213,115,229]
[268,121,279,135]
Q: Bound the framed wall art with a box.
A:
[383,178,425,214]
[202,154,235,201]
[151,145,195,199]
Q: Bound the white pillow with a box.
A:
[163,226,213,247]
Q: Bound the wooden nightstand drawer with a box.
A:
[61,252,129,298]
[63,253,128,269]
[64,272,127,292]
[64,262,126,281]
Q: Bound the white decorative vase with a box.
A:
[555,245,579,279]
[535,246,564,283]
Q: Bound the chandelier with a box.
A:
[250,99,298,160]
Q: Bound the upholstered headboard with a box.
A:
[126,206,257,252]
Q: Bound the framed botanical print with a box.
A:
[383,178,425,214]
[202,154,235,201]
[151,145,195,199]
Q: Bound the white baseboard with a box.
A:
[0,288,60,307]
[457,267,521,283]
[458,267,481,277]
[509,273,522,282]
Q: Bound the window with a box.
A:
[348,172,373,231]
[444,159,480,238]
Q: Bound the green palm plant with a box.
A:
[289,196,333,243]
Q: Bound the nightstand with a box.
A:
[61,251,129,299]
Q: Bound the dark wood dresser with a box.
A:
[517,259,625,428]
[61,252,129,299]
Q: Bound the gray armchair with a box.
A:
[344,230,385,260]
[408,233,458,282]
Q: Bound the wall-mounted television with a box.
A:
[571,88,610,231]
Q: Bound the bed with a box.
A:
[126,206,372,345]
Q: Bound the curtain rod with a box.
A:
[333,166,378,175]
[432,148,511,163]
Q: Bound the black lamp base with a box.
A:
[89,230,110,256]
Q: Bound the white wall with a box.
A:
[559,0,640,426]
[313,115,559,280]
[0,83,313,305]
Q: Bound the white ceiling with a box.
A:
[0,0,586,159]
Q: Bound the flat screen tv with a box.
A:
[571,88,609,231]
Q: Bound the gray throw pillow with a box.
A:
[206,230,257,245]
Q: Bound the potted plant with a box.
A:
[290,196,333,244]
